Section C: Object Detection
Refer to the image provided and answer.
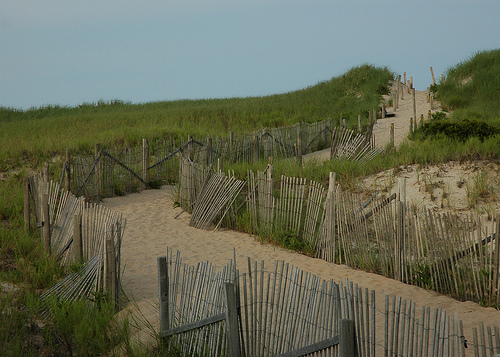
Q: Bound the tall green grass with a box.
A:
[0,65,392,169]
[435,48,500,125]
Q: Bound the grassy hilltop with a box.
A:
[0,65,392,171]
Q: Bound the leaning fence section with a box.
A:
[24,173,126,314]
[177,162,500,308]
[158,250,500,357]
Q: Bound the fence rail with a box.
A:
[158,250,500,357]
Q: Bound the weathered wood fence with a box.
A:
[68,118,380,202]
[244,168,500,307]
[158,250,500,357]
[176,157,500,307]
[24,172,126,312]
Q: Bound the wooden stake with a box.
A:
[397,75,402,104]
[74,214,83,263]
[412,88,417,127]
[44,162,50,183]
[340,319,355,357]
[390,123,395,147]
[42,193,50,253]
[430,67,436,85]
[206,137,213,167]
[95,143,101,200]
[225,282,241,357]
[158,256,169,344]
[142,138,149,184]
[106,231,116,306]
[253,134,259,163]
[65,148,71,192]
[24,178,30,232]
[297,124,302,166]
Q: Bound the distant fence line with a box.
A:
[157,249,500,357]
[67,118,381,202]
[24,172,125,313]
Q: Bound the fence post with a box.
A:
[105,229,117,308]
[44,162,50,183]
[42,193,51,253]
[74,214,83,263]
[410,118,414,134]
[218,158,223,174]
[412,88,417,128]
[340,319,356,357]
[253,134,259,163]
[24,178,30,232]
[142,138,149,185]
[229,131,235,162]
[297,124,302,166]
[206,137,213,167]
[372,109,377,124]
[358,115,362,133]
[187,135,194,161]
[430,66,436,85]
[95,143,101,200]
[225,282,241,357]
[65,148,71,192]
[158,256,169,345]
[322,120,328,144]
[330,129,338,159]
[396,75,401,108]
[390,123,395,148]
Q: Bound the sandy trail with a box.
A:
[104,187,500,342]
[103,82,500,350]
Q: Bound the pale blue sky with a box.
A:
[1,0,499,110]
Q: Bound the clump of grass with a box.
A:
[465,171,496,209]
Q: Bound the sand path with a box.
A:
[103,187,500,340]
[103,82,500,350]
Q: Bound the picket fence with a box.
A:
[24,173,125,312]
[157,249,500,357]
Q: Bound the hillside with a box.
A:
[0,65,392,170]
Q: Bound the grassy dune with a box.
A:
[0,65,392,170]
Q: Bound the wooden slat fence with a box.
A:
[25,174,126,314]
[242,167,500,307]
[158,250,500,356]
[189,170,246,230]
[68,117,382,202]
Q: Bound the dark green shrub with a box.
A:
[413,118,500,142]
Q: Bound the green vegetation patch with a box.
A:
[413,118,500,142]
[434,49,500,124]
